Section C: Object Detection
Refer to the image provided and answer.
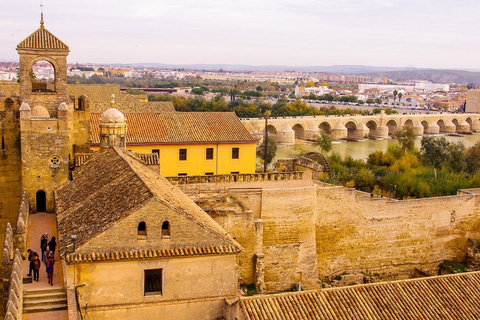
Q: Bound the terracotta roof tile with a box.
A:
[65,244,240,263]
[17,26,69,51]
[66,84,175,113]
[239,272,480,320]
[90,112,256,145]
[74,152,158,167]
[56,148,241,257]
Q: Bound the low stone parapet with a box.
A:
[3,250,22,320]
[166,172,306,185]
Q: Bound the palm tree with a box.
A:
[398,92,403,105]
[393,90,398,105]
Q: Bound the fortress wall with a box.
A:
[316,187,480,280]
[257,186,318,292]
[0,100,22,230]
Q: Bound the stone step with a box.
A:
[23,291,66,301]
[23,303,67,314]
[24,297,67,307]
[23,287,67,313]
[24,287,65,295]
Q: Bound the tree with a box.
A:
[256,85,263,92]
[393,90,398,105]
[312,132,332,153]
[374,98,382,104]
[398,92,403,105]
[392,127,416,153]
[466,142,480,174]
[191,87,203,95]
[306,81,315,88]
[420,136,450,168]
[256,137,277,168]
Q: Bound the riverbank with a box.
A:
[274,133,480,162]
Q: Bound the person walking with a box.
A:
[48,236,57,256]
[43,246,53,263]
[27,249,38,277]
[40,233,48,261]
[33,255,41,282]
[46,256,54,286]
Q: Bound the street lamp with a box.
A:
[264,110,271,173]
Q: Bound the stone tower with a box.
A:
[16,13,69,118]
[15,15,73,212]
[99,95,127,151]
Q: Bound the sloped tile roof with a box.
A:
[90,112,257,145]
[17,26,69,51]
[74,152,158,167]
[65,245,239,263]
[239,272,480,320]
[66,84,175,113]
[56,148,241,258]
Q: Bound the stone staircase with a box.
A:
[23,288,67,313]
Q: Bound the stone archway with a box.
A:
[452,119,459,132]
[267,124,277,135]
[437,120,446,132]
[36,190,46,213]
[318,122,331,134]
[466,117,473,131]
[366,120,377,137]
[292,124,306,140]
[386,120,398,135]
[404,119,414,128]
[421,121,429,130]
[31,60,56,93]
[345,121,357,139]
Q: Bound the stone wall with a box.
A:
[3,250,22,320]
[13,191,29,258]
[315,187,480,280]
[0,98,22,229]
[167,171,307,185]
[20,108,70,212]
[185,180,480,293]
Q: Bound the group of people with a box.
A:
[27,232,56,285]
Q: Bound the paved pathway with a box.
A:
[22,213,67,320]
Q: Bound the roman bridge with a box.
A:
[240,111,480,144]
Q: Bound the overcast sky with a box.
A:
[0,0,479,69]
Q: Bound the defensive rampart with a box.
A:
[184,180,480,293]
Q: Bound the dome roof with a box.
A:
[31,105,50,118]
[100,108,125,123]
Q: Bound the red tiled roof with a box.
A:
[17,26,69,51]
[65,244,240,263]
[239,272,480,320]
[90,112,257,145]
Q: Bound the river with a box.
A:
[274,133,480,162]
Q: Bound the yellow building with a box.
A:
[90,112,257,176]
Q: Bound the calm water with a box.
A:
[275,134,480,162]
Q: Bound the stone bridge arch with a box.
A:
[292,123,306,140]
[345,121,357,139]
[267,124,278,135]
[437,119,456,133]
[403,119,414,128]
[386,119,398,135]
[319,122,332,135]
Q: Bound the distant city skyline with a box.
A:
[0,0,479,70]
